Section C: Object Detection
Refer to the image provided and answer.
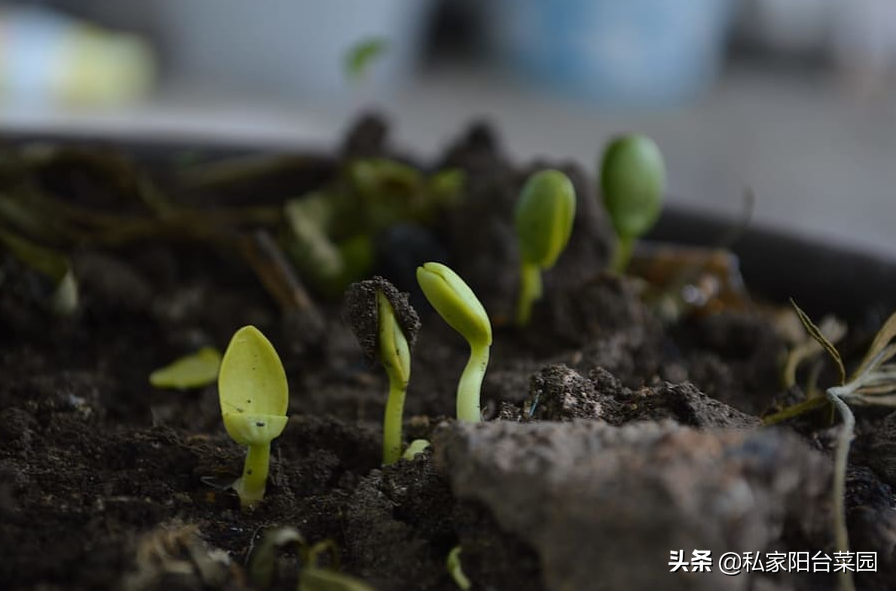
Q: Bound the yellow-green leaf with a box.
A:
[149,346,222,390]
[222,413,289,447]
[377,290,410,385]
[402,439,430,460]
[219,326,289,445]
[416,262,491,348]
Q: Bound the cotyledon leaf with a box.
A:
[149,347,222,390]
[218,326,289,446]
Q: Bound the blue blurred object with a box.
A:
[489,0,736,104]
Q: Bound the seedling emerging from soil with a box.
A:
[249,526,375,591]
[283,159,463,297]
[416,262,492,422]
[600,135,666,273]
[0,226,78,315]
[446,545,471,590]
[218,325,289,509]
[764,302,896,591]
[344,277,420,464]
[402,438,430,460]
[514,169,576,326]
[149,346,222,390]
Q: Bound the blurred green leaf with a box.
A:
[149,347,223,390]
[284,193,347,291]
[344,38,389,80]
[248,526,305,590]
[515,169,576,270]
[0,226,78,315]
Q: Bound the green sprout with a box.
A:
[0,226,78,315]
[282,160,464,298]
[402,439,430,460]
[249,526,376,591]
[513,169,576,326]
[344,277,420,464]
[218,325,289,509]
[149,346,222,390]
[416,262,492,422]
[446,545,471,590]
[600,134,666,273]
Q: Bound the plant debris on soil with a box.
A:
[2,115,896,591]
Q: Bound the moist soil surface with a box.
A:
[2,117,895,591]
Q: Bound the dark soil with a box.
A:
[2,116,895,591]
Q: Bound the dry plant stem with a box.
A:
[458,343,490,422]
[239,230,316,312]
[515,262,542,326]
[762,395,829,425]
[826,387,857,591]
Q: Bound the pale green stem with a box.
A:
[383,374,407,464]
[611,235,635,274]
[234,443,271,509]
[826,388,857,591]
[515,262,543,327]
[457,343,490,422]
[762,383,857,591]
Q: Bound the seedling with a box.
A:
[0,225,78,315]
[344,277,420,464]
[600,134,666,273]
[218,325,289,509]
[283,160,464,297]
[416,262,492,422]
[402,438,430,460]
[149,346,222,390]
[249,526,375,591]
[446,545,471,590]
[513,169,576,326]
[764,301,896,591]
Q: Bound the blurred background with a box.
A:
[0,0,894,257]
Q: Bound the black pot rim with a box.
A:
[649,205,896,322]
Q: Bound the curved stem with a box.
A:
[383,375,407,464]
[457,343,490,422]
[611,235,634,274]
[515,262,543,327]
[234,443,271,509]
[826,390,857,591]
